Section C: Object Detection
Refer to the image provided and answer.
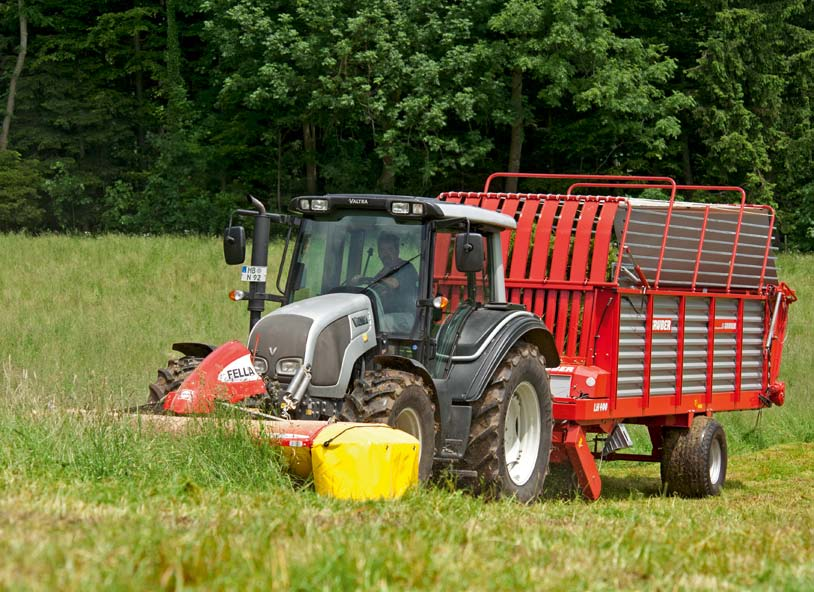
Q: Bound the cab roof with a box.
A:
[290,194,517,230]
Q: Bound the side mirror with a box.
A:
[455,232,484,273]
[223,226,246,265]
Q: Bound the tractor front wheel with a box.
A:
[341,369,437,481]
[661,417,728,497]
[463,341,553,502]
[145,355,204,412]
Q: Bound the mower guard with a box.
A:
[163,340,266,414]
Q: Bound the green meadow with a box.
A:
[1,234,812,590]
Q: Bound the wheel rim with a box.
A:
[709,437,722,484]
[394,407,422,444]
[503,381,542,486]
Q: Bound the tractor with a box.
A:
[148,193,560,501]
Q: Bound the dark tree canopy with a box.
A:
[0,0,813,248]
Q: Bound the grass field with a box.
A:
[1,234,813,590]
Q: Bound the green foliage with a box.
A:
[1,0,814,247]
[0,150,43,230]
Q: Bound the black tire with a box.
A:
[146,355,204,411]
[341,369,437,481]
[462,341,553,502]
[661,417,727,497]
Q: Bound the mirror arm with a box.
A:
[464,219,473,252]
[276,223,294,295]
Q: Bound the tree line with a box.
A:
[1,0,813,249]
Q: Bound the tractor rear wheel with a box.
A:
[463,341,553,502]
[661,417,727,497]
[341,369,437,481]
[145,355,204,412]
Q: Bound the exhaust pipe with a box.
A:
[281,364,312,415]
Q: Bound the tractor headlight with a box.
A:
[253,356,269,375]
[276,357,302,376]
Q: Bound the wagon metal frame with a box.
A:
[438,172,795,498]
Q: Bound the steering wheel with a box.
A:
[343,276,377,287]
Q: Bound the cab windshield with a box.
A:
[290,215,423,334]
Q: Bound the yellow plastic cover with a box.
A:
[311,423,419,500]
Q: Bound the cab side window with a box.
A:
[431,229,491,377]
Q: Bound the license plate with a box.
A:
[241,265,267,282]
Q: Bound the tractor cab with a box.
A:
[283,194,516,370]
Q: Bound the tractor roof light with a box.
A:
[412,203,424,215]
[391,202,411,215]
[299,199,311,210]
[311,199,329,212]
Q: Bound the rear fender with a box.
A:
[164,340,266,414]
[447,316,558,404]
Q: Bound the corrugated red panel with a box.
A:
[437,192,621,358]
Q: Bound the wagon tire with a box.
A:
[462,341,553,502]
[340,369,437,481]
[661,417,727,497]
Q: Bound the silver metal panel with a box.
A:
[436,202,517,230]
[615,292,768,400]
[616,295,679,398]
[617,295,646,397]
[682,298,710,395]
[549,374,573,399]
[615,201,778,290]
[250,293,377,398]
[741,299,766,391]
[712,299,738,393]
[650,297,679,396]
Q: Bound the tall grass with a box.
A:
[1,235,810,447]
[1,234,813,590]
[0,234,284,408]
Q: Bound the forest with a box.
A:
[2,0,814,249]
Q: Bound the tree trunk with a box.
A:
[277,129,283,211]
[378,155,396,193]
[165,0,187,129]
[681,130,694,185]
[1,0,28,152]
[303,122,317,194]
[134,28,145,151]
[504,68,524,194]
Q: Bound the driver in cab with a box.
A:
[371,232,418,314]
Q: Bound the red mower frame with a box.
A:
[439,172,796,499]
